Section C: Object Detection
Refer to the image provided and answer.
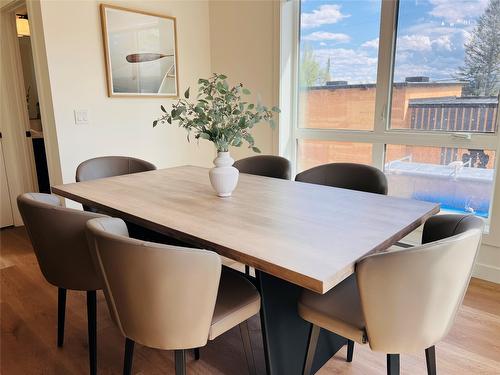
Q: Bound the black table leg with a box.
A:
[87,291,97,375]
[256,271,346,375]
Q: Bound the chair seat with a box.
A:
[298,274,367,344]
[209,270,261,340]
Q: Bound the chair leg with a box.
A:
[174,349,186,375]
[425,346,437,375]
[239,321,257,375]
[302,324,320,375]
[194,348,200,360]
[57,288,67,347]
[123,338,135,375]
[87,291,97,375]
[387,354,400,375]
[346,339,354,362]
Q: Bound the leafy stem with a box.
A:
[153,73,280,153]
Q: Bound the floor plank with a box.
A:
[1,226,499,374]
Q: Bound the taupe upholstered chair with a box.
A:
[17,193,105,375]
[295,162,388,195]
[76,156,156,182]
[86,217,261,375]
[76,156,156,213]
[298,214,483,375]
[233,155,291,180]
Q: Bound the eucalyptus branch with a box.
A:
[153,73,280,153]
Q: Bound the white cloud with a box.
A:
[362,34,452,52]
[301,4,350,29]
[361,38,379,49]
[428,0,488,24]
[319,42,327,46]
[302,32,351,43]
[397,35,433,52]
[396,34,454,52]
[432,35,453,51]
[313,48,378,83]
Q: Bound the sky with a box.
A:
[300,0,490,84]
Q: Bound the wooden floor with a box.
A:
[1,226,499,374]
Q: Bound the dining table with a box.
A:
[52,165,440,375]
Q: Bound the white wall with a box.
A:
[39,0,215,188]
[209,0,280,160]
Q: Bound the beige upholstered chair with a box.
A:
[76,156,156,183]
[17,193,105,375]
[76,156,156,213]
[233,155,291,180]
[298,214,483,375]
[295,162,388,195]
[86,217,261,375]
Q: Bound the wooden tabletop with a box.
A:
[52,165,439,293]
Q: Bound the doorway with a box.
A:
[15,8,51,195]
[0,0,55,228]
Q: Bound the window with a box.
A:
[298,0,381,131]
[298,140,373,171]
[288,0,499,222]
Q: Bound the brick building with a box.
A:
[299,78,498,172]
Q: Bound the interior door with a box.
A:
[0,135,14,228]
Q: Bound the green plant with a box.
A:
[153,73,280,153]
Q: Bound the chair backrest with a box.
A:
[85,217,222,350]
[233,155,291,180]
[422,214,484,244]
[295,163,388,195]
[17,193,104,291]
[76,156,156,182]
[356,220,483,353]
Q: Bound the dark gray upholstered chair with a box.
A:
[295,162,388,195]
[233,155,291,180]
[299,214,483,375]
[75,156,157,238]
[17,193,106,375]
[76,156,156,183]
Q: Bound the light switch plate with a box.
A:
[74,109,89,125]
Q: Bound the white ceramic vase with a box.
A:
[209,151,239,197]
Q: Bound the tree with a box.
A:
[299,44,330,87]
[457,0,500,96]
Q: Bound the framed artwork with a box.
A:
[100,4,179,97]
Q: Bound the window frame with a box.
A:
[280,0,500,245]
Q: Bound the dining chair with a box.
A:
[298,214,483,375]
[76,155,156,183]
[295,162,388,195]
[76,156,156,213]
[17,193,105,375]
[86,216,261,375]
[233,155,291,180]
[75,155,160,243]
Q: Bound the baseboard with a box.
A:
[473,262,500,284]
